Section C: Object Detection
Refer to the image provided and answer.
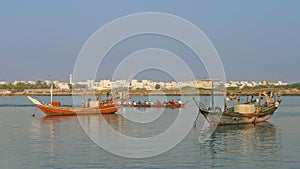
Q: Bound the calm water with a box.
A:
[0,96,299,169]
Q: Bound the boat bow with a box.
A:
[27,96,42,105]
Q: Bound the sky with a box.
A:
[0,1,299,83]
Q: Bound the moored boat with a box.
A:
[27,96,120,116]
[123,101,188,108]
[193,91,282,126]
[165,101,188,108]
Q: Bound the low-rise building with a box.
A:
[130,80,144,89]
[27,81,36,85]
[0,81,8,85]
[274,81,288,86]
[53,81,70,90]
[195,79,213,89]
[12,80,25,85]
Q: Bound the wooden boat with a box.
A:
[123,101,188,108]
[165,101,188,108]
[27,96,120,116]
[193,79,282,125]
[193,91,281,126]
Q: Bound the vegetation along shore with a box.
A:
[0,81,300,96]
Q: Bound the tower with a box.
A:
[69,74,73,85]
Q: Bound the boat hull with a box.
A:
[27,96,121,116]
[36,104,120,116]
[200,105,278,126]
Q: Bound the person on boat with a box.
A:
[157,100,162,106]
[132,101,137,106]
[138,101,142,106]
[87,98,91,107]
[171,100,176,105]
[163,101,167,106]
[106,92,110,102]
[177,99,182,105]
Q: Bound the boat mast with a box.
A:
[81,94,84,107]
[223,92,227,111]
[256,92,262,114]
[50,84,53,104]
[211,80,215,110]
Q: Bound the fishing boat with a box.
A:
[123,101,188,108]
[165,101,188,108]
[193,81,282,125]
[27,96,120,116]
[27,85,131,116]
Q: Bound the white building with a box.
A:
[58,83,70,90]
[112,80,130,88]
[225,80,287,88]
[27,81,36,85]
[177,81,197,88]
[44,80,52,85]
[12,80,25,85]
[95,80,112,90]
[53,80,70,90]
[130,80,143,89]
[0,81,8,85]
[274,81,288,86]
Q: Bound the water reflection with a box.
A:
[30,115,283,168]
[39,114,125,137]
[40,114,121,124]
[29,114,124,166]
[40,115,77,123]
[200,122,282,168]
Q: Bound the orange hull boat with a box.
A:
[28,96,120,116]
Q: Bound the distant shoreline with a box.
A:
[1,88,300,96]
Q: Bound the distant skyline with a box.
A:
[0,1,299,83]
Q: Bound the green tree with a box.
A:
[14,82,27,92]
[68,83,73,90]
[155,84,161,90]
[287,83,300,90]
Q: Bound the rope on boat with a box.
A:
[193,97,202,128]
[194,111,202,128]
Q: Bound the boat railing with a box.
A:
[260,105,276,112]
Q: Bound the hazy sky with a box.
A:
[0,1,299,83]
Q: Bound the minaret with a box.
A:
[69,74,73,85]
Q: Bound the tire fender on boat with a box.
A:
[232,117,239,121]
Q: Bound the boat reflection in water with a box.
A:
[199,122,282,168]
[40,114,124,135]
[30,113,282,168]
[40,114,122,124]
